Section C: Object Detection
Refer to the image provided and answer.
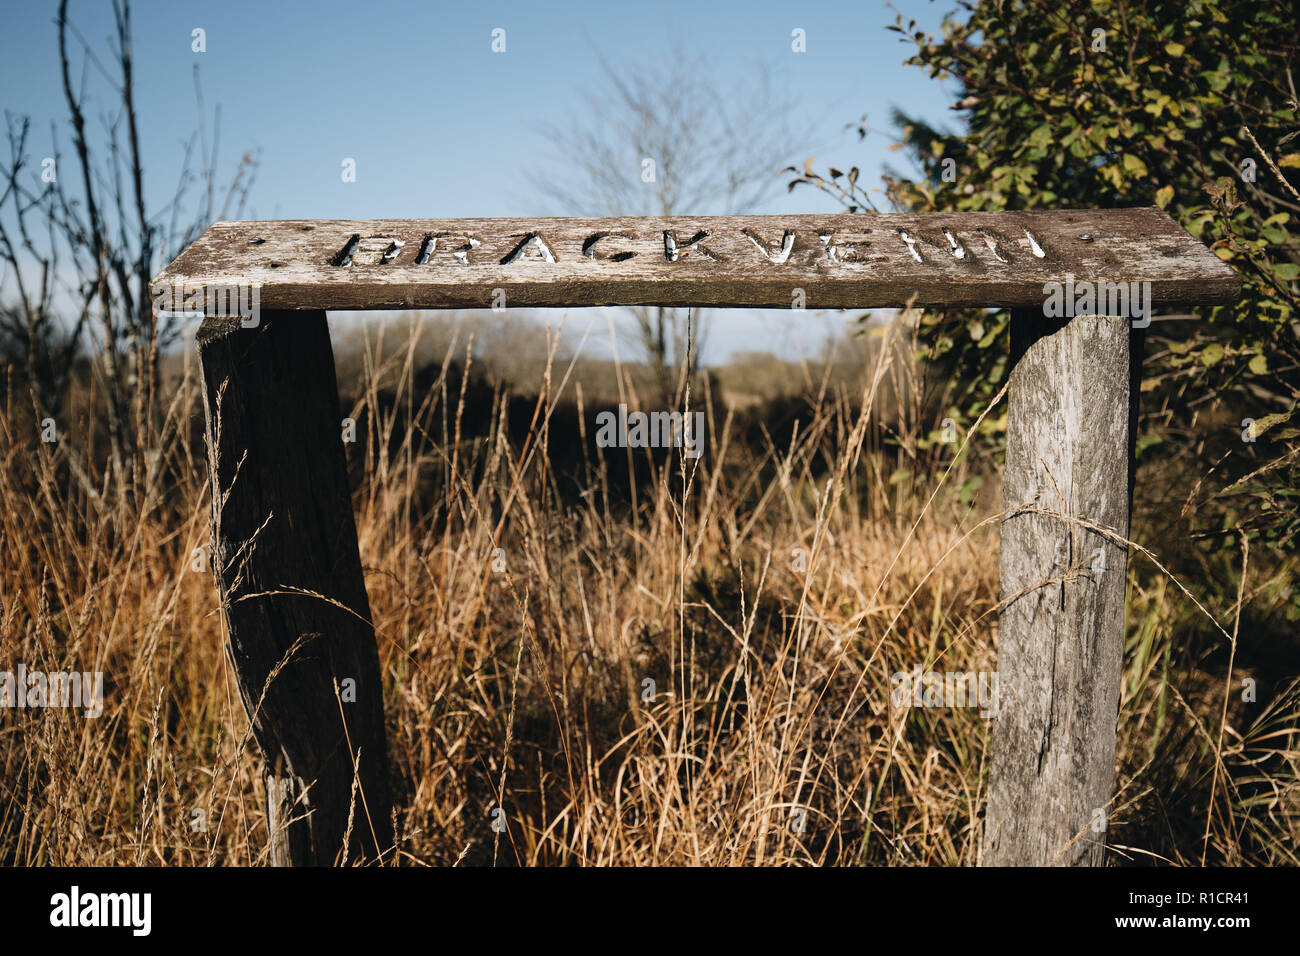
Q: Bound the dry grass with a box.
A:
[1,315,1296,866]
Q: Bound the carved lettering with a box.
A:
[741,228,796,264]
[501,233,557,264]
[323,219,1052,272]
[975,228,1014,263]
[582,232,638,262]
[819,231,877,264]
[897,229,968,263]
[1021,228,1047,258]
[331,234,360,267]
[415,233,481,265]
[664,230,720,262]
[337,236,407,266]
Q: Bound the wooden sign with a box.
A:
[157,207,1241,867]
[154,208,1237,312]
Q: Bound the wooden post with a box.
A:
[198,310,393,866]
[983,309,1142,866]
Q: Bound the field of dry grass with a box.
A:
[1,314,1296,866]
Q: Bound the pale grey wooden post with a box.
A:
[983,308,1144,866]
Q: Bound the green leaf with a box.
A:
[1123,153,1149,177]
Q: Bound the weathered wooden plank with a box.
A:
[983,309,1139,867]
[154,208,1238,311]
[199,310,393,865]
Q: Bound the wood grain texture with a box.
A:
[199,310,393,865]
[154,208,1239,311]
[982,309,1139,867]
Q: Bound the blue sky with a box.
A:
[1,0,963,364]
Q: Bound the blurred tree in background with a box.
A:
[535,43,809,403]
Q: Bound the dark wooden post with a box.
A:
[198,310,393,866]
[983,309,1143,866]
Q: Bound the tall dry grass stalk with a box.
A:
[1,315,1295,865]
